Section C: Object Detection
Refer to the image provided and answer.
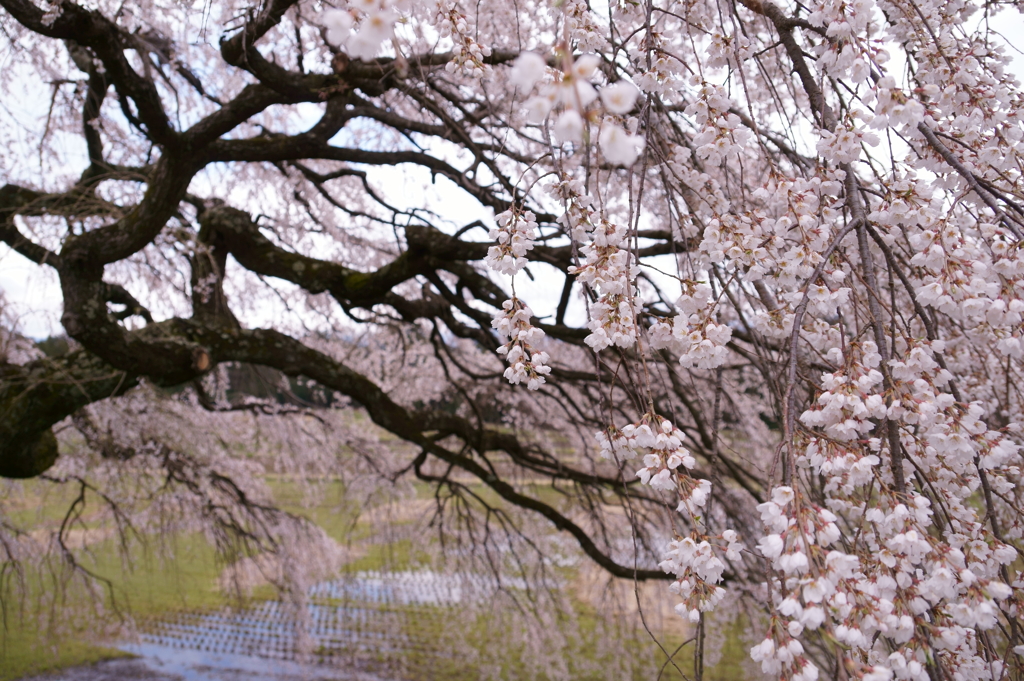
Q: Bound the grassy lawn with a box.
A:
[0,532,231,680]
[0,478,277,680]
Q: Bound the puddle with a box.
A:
[16,651,385,681]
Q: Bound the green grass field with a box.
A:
[0,533,228,679]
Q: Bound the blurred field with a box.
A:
[1,476,748,681]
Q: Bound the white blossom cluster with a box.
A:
[563,0,1024,670]
[557,0,605,52]
[568,219,640,351]
[799,340,888,444]
[685,78,752,166]
[648,282,732,369]
[436,0,492,76]
[491,297,551,390]
[541,174,643,354]
[784,327,1021,675]
[549,174,596,242]
[485,208,537,276]
[485,206,544,389]
[662,535,730,622]
[755,482,1018,680]
[508,51,643,165]
[907,218,1024,359]
[596,413,736,620]
[816,115,880,164]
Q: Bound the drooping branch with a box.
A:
[0,303,677,577]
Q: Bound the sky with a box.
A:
[2,6,1024,340]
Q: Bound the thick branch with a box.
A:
[0,352,137,478]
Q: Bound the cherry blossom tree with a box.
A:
[2,0,1024,677]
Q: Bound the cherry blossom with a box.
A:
[599,80,640,115]
[509,52,547,92]
[598,122,644,166]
